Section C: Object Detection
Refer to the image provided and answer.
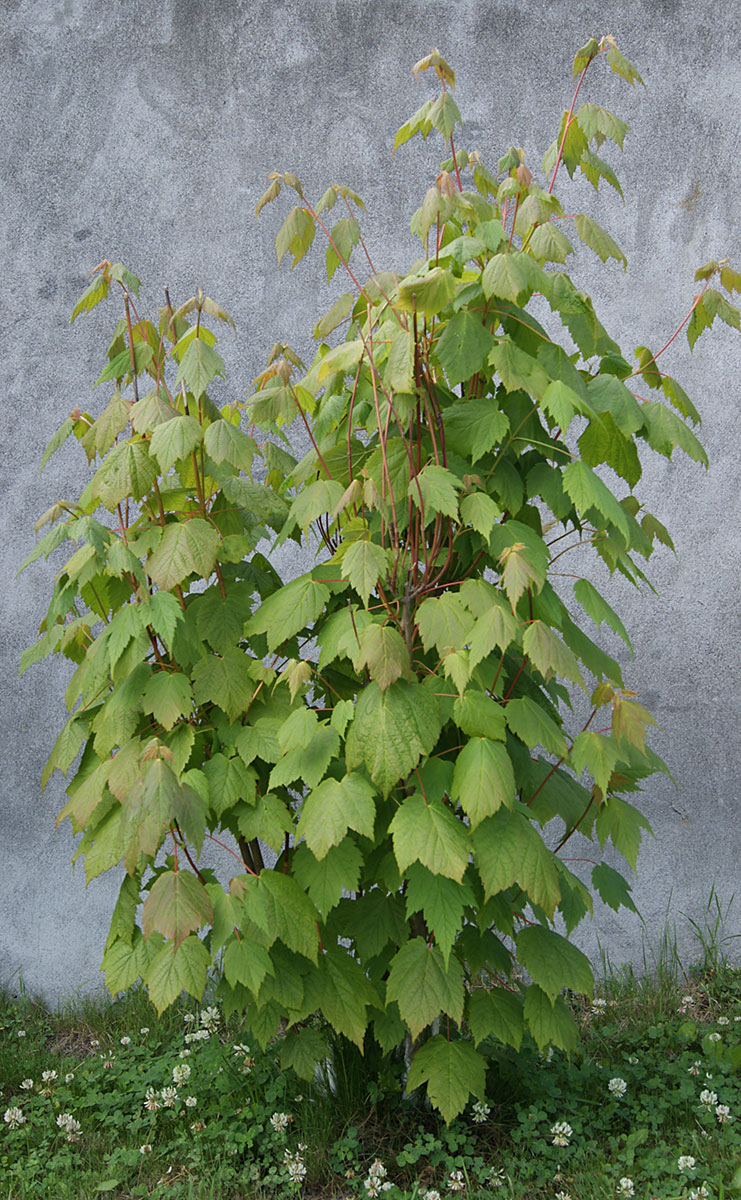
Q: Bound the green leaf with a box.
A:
[145,935,210,1015]
[605,44,645,87]
[459,491,500,538]
[523,621,584,686]
[444,399,510,464]
[397,268,456,319]
[175,338,225,399]
[236,792,292,852]
[562,460,631,542]
[451,738,514,828]
[223,938,274,995]
[517,925,592,1001]
[523,985,578,1053]
[497,541,546,610]
[94,442,157,508]
[269,725,338,791]
[146,518,220,591]
[410,464,462,522]
[102,932,160,995]
[149,415,202,473]
[473,809,561,915]
[140,671,193,730]
[595,795,653,870]
[355,622,411,691]
[578,148,624,198]
[247,575,330,653]
[592,862,639,914]
[203,419,256,472]
[279,1026,328,1081]
[578,413,641,488]
[191,647,255,723]
[390,793,469,883]
[340,539,390,607]
[417,592,474,655]
[577,102,628,149]
[573,579,631,651]
[71,273,109,323]
[314,292,355,340]
[405,864,473,969]
[434,311,497,386]
[203,751,256,817]
[504,696,567,758]
[346,681,442,797]
[489,339,550,398]
[95,342,153,386]
[326,217,361,281]
[467,987,524,1050]
[407,1036,485,1124]
[587,374,643,437]
[640,401,708,466]
[482,251,545,306]
[528,222,574,265]
[386,939,465,1040]
[385,326,415,393]
[275,206,315,270]
[247,870,319,963]
[317,340,364,382]
[570,731,620,795]
[292,840,363,915]
[453,690,506,741]
[297,773,376,860]
[306,946,378,1049]
[40,416,77,473]
[468,602,519,669]
[141,870,213,950]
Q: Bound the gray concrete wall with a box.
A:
[2,0,740,1001]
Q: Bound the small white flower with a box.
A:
[190,1120,205,1132]
[550,1120,573,1147]
[184,1028,210,1044]
[172,1063,191,1086]
[183,1013,196,1024]
[41,1070,58,1083]
[424,1192,442,1200]
[707,1032,721,1043]
[160,1086,178,1107]
[555,1192,572,1200]
[678,1155,696,1171]
[199,1006,220,1032]
[140,1143,152,1154]
[717,1016,730,1026]
[681,995,694,1005]
[144,1087,160,1112]
[689,1187,710,1200]
[119,1036,131,1045]
[472,1099,490,1123]
[488,1168,505,1188]
[233,1042,251,1055]
[608,1077,627,1098]
[271,1111,292,1133]
[90,1039,99,1047]
[56,1112,81,1142]
[448,1169,465,1191]
[688,1060,702,1076]
[616,1178,634,1197]
[140,1027,149,1035]
[179,1048,191,1058]
[65,1073,74,1083]
[17,1030,26,1038]
[3,1107,25,1129]
[369,1161,387,1179]
[699,1088,718,1110]
[283,1147,307,1184]
[627,1054,639,1065]
[716,1103,732,1124]
[734,1016,741,1022]
[184,1096,197,1108]
[20,1079,33,1090]
[591,998,607,1015]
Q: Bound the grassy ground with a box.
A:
[1,931,740,1200]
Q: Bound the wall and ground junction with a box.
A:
[2,0,740,1001]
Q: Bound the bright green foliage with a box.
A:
[22,41,740,1126]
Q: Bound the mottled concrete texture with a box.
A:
[2,0,740,1001]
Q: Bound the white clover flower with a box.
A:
[472,1099,490,1123]
[160,1086,178,1107]
[20,1079,33,1090]
[140,1143,152,1154]
[120,1036,131,1045]
[183,1013,196,1024]
[627,1054,639,1066]
[681,995,694,1005]
[140,1027,149,1035]
[283,1148,307,1184]
[735,1016,741,1022]
[700,1089,718,1110]
[688,1060,702,1076]
[678,1155,696,1171]
[172,1063,191,1086]
[555,1192,572,1200]
[144,1087,160,1112]
[707,1032,721,1043]
[424,1192,442,1200]
[65,1073,74,1083]
[179,1049,191,1059]
[591,998,608,1015]
[199,1006,220,1032]
[271,1111,292,1133]
[608,1077,627,1098]
[488,1168,505,1188]
[616,1178,634,1197]
[56,1112,81,1142]
[184,1096,197,1108]
[184,1028,210,1045]
[41,1070,58,1083]
[550,1121,573,1146]
[90,1039,99,1047]
[17,1030,26,1038]
[3,1107,25,1129]
[716,1103,732,1123]
[448,1169,465,1191]
[717,1016,730,1026]
[689,1187,710,1200]
[369,1161,387,1179]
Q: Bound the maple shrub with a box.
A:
[22,38,741,1122]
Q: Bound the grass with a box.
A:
[1,924,740,1200]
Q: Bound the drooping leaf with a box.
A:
[390,793,469,883]
[141,870,213,950]
[247,575,330,652]
[340,539,390,607]
[346,681,441,797]
[140,671,194,731]
[145,935,210,1014]
[517,924,593,1001]
[355,622,411,691]
[386,939,465,1040]
[297,773,376,860]
[467,987,524,1050]
[473,809,561,914]
[407,1036,486,1123]
[451,737,515,827]
[434,310,497,386]
[504,696,568,757]
[146,519,220,591]
[523,985,578,1053]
